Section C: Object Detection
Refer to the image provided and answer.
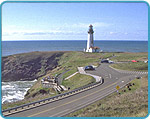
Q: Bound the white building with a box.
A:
[85,24,100,53]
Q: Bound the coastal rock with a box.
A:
[2,51,64,82]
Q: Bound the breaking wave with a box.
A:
[2,79,37,104]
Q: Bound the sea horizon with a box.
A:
[2,40,148,57]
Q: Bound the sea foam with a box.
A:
[2,79,37,104]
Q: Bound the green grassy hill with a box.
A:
[67,75,148,117]
[66,52,148,117]
[2,51,102,110]
[2,51,148,113]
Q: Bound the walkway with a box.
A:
[77,67,102,82]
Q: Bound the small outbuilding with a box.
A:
[131,60,137,62]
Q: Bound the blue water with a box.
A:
[2,40,148,56]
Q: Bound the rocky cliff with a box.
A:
[2,51,64,82]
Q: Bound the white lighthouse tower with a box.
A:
[86,24,99,53]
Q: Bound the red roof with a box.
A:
[90,46,100,49]
[131,60,137,62]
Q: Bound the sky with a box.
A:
[2,2,148,41]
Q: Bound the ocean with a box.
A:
[2,40,148,56]
[1,40,148,103]
[2,80,37,104]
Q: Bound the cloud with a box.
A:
[2,29,86,37]
[2,21,111,40]
[23,31,85,36]
[2,21,110,36]
[109,32,118,35]
[23,32,50,35]
[71,22,111,28]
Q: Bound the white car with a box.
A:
[144,61,148,63]
[108,60,114,63]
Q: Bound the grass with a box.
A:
[66,75,148,117]
[2,88,56,110]
[62,69,77,79]
[2,51,65,81]
[62,73,95,90]
[25,52,101,98]
[111,52,148,62]
[2,81,57,110]
[2,73,95,110]
[2,51,101,110]
[2,52,148,111]
[58,52,115,79]
[109,52,148,71]
[111,62,148,71]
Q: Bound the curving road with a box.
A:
[6,63,147,118]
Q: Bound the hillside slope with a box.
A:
[2,51,65,82]
[67,75,148,117]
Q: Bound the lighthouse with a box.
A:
[85,24,99,53]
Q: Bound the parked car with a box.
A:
[136,76,142,79]
[84,66,95,70]
[101,59,109,63]
[144,61,148,63]
[101,59,114,63]
[108,60,114,64]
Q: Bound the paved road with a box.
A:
[6,63,147,118]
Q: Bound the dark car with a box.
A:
[101,59,109,63]
[136,76,142,79]
[84,66,95,70]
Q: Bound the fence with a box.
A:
[2,79,103,116]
